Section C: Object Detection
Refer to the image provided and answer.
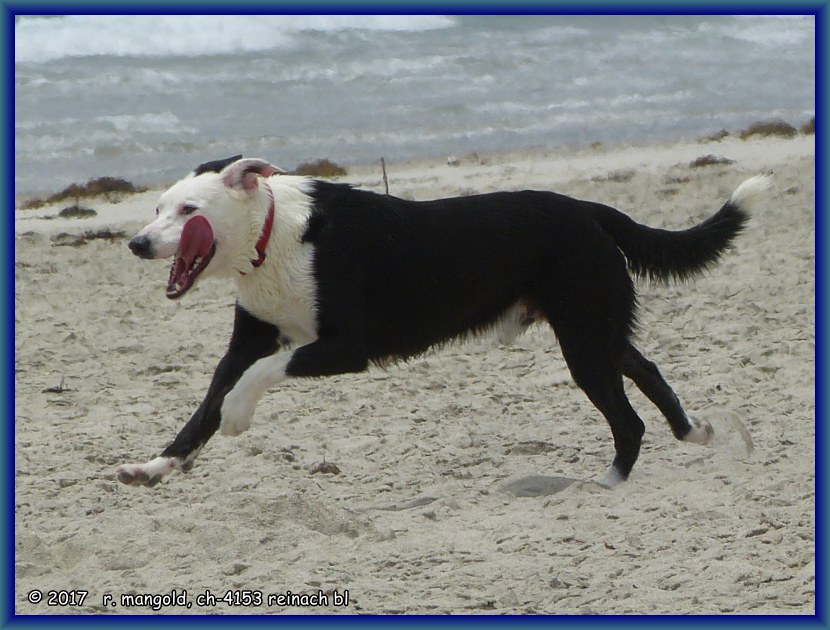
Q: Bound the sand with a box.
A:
[14,135,815,615]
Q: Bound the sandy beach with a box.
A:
[14,134,815,615]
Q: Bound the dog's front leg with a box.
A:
[220,337,369,436]
[116,304,279,487]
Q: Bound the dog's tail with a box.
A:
[593,174,770,282]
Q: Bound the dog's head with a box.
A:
[128,155,284,299]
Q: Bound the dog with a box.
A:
[116,155,769,488]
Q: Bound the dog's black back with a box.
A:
[304,183,640,363]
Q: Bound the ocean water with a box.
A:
[14,14,815,196]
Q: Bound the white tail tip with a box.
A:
[730,174,772,210]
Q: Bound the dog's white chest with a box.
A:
[235,240,318,345]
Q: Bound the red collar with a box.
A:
[249,183,274,269]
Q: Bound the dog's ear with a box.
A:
[194,155,243,176]
[222,158,286,193]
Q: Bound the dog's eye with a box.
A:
[181,204,198,215]
[155,207,159,217]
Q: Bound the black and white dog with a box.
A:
[117,155,768,488]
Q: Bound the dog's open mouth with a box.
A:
[166,215,216,299]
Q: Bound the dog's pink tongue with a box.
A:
[167,215,214,298]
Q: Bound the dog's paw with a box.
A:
[599,465,626,488]
[116,456,180,487]
[684,416,714,445]
[219,390,255,436]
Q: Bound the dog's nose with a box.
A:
[128,235,153,258]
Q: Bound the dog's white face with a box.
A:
[129,157,283,299]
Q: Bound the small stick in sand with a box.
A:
[381,157,389,196]
[42,376,71,393]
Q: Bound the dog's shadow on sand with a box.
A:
[497,414,756,498]
[360,476,595,513]
[498,475,601,497]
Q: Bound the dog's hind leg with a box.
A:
[622,342,713,445]
[117,304,280,487]
[541,311,646,485]
[561,354,646,488]
[536,230,648,486]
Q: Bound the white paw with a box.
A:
[220,389,255,436]
[684,416,714,445]
[116,456,180,487]
[599,465,626,488]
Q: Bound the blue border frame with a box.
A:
[8,4,825,628]
[2,1,829,11]
[4,0,12,626]
[816,2,827,627]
